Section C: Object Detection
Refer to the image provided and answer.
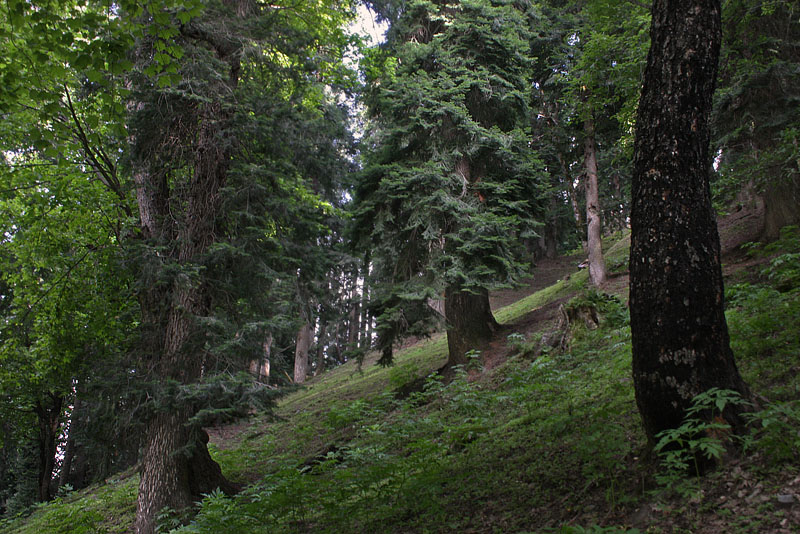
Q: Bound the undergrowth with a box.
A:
[4,228,799,533]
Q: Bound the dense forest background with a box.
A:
[1,0,799,532]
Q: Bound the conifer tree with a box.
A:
[713,0,800,239]
[356,0,545,367]
[126,2,357,530]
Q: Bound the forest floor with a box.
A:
[4,203,799,534]
[203,201,800,533]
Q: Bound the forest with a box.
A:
[1,0,799,532]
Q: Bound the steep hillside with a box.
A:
[3,214,799,534]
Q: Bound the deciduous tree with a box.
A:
[630,0,750,446]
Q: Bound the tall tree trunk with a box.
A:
[630,0,750,447]
[128,2,257,529]
[347,267,361,349]
[584,115,607,286]
[360,254,372,349]
[33,394,62,502]
[333,319,344,365]
[135,282,239,533]
[262,333,272,382]
[293,322,312,384]
[444,286,499,368]
[133,100,239,534]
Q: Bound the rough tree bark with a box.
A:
[630,0,750,445]
[293,322,312,384]
[134,100,240,533]
[444,286,499,368]
[442,156,500,368]
[584,114,607,286]
[131,1,247,525]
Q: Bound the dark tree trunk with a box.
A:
[33,394,63,502]
[584,115,607,286]
[630,0,750,445]
[127,3,260,531]
[133,90,240,534]
[348,295,360,348]
[763,179,800,241]
[136,410,194,528]
[444,286,499,367]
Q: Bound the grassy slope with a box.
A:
[3,228,799,534]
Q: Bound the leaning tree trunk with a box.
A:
[584,114,607,287]
[630,0,750,446]
[444,286,499,368]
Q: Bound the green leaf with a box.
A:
[86,69,103,83]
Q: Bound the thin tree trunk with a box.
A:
[560,154,584,234]
[58,383,82,492]
[262,333,272,382]
[347,270,360,349]
[564,162,587,253]
[584,115,607,286]
[545,193,559,259]
[58,429,75,491]
[333,319,343,365]
[630,0,750,448]
[315,322,327,376]
[444,286,499,368]
[293,322,312,384]
[361,255,373,349]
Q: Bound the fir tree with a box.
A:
[356,0,546,367]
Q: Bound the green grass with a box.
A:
[1,472,137,534]
[5,228,799,534]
